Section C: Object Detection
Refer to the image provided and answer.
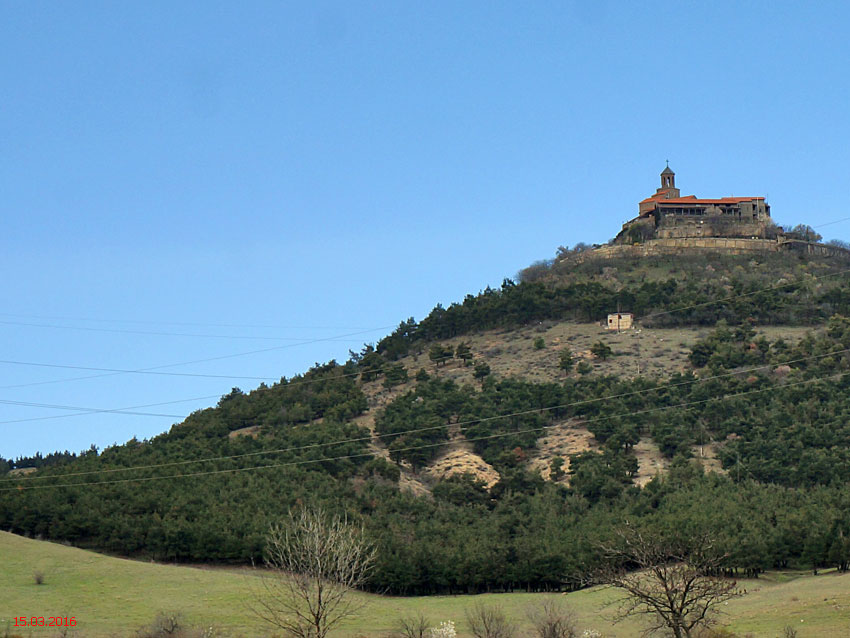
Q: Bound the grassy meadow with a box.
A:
[3,531,850,637]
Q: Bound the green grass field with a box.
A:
[2,531,849,637]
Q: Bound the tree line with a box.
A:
[376,254,850,361]
[4,317,850,592]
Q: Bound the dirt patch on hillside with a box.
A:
[390,322,815,390]
[397,471,431,496]
[349,381,434,495]
[633,438,725,486]
[424,446,501,488]
[528,421,596,481]
[633,437,669,486]
[228,425,261,439]
[693,441,725,475]
[392,322,706,387]
[7,467,37,476]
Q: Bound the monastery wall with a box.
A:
[655,221,767,239]
[569,238,849,264]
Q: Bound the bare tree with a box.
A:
[250,506,376,638]
[525,598,578,638]
[464,603,515,638]
[595,525,742,638]
[393,612,431,638]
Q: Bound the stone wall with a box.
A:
[567,238,850,264]
[655,220,767,240]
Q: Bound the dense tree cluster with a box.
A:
[363,469,850,594]
[0,362,372,561]
[376,254,850,361]
[3,448,88,471]
[4,254,850,596]
[4,323,850,593]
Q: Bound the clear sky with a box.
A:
[2,1,849,459]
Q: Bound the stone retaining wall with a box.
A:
[569,238,849,264]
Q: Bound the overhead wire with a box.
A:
[0,359,282,382]
[2,368,846,492]
[4,248,850,473]
[1,259,848,397]
[1,322,843,428]
[5,347,849,485]
[0,312,375,331]
[0,394,223,425]
[0,350,463,425]
[0,260,848,434]
[0,318,374,342]
[0,325,394,391]
[811,216,850,230]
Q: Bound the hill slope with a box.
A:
[3,251,850,598]
[3,531,850,637]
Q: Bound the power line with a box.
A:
[0,352,463,426]
[812,216,850,230]
[0,398,185,419]
[2,332,842,429]
[0,312,375,331]
[1,259,848,426]
[2,259,846,396]
[5,349,847,485]
[0,359,281,382]
[0,394,223,425]
[3,256,848,397]
[0,325,394,391]
[2,256,848,460]
[0,318,373,342]
[2,369,845,492]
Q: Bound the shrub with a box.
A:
[577,361,593,375]
[394,612,431,638]
[526,599,578,638]
[550,457,566,481]
[135,612,226,638]
[429,621,456,638]
[383,363,409,388]
[136,611,184,638]
[590,341,613,360]
[32,570,45,585]
[430,344,453,367]
[361,457,400,482]
[533,337,546,350]
[558,349,574,374]
[465,603,515,638]
[455,342,473,364]
[473,362,491,381]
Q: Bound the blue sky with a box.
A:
[2,1,849,458]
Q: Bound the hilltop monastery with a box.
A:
[616,166,773,244]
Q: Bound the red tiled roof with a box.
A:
[640,195,765,205]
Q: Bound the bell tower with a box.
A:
[656,162,680,198]
[661,163,675,188]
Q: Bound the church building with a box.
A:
[617,166,773,243]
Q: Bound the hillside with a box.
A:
[3,250,850,602]
[3,530,850,637]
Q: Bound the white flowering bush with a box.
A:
[581,630,603,638]
[429,620,457,638]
